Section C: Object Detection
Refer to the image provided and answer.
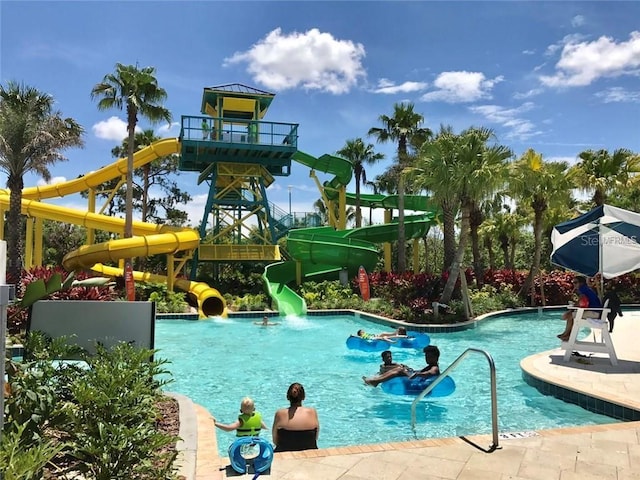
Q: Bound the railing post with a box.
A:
[411,347,500,452]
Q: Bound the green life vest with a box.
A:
[236,412,263,437]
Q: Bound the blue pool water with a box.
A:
[154,311,618,455]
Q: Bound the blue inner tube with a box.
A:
[380,375,456,396]
[346,331,430,352]
[228,436,274,474]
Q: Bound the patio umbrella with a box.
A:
[550,204,640,284]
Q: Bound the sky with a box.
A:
[1,1,640,226]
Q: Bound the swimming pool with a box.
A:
[154,311,618,456]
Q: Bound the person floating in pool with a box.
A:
[356,327,407,342]
[213,397,268,436]
[378,326,409,339]
[255,315,279,327]
[379,350,406,374]
[363,345,440,387]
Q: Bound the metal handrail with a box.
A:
[410,347,500,452]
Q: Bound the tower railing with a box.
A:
[180,115,298,148]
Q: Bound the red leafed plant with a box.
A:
[7,266,118,334]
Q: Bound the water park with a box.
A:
[2,79,640,480]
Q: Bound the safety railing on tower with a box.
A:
[180,116,298,148]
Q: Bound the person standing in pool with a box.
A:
[363,345,440,387]
[255,315,279,326]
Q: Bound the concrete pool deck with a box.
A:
[179,311,640,480]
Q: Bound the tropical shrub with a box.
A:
[0,424,62,480]
[138,282,189,313]
[2,334,179,479]
[7,266,117,335]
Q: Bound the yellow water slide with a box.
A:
[0,138,226,317]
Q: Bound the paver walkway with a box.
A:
[178,311,640,480]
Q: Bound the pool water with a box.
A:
[154,311,617,455]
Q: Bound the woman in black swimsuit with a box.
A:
[272,382,319,452]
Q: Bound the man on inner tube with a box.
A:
[363,345,440,387]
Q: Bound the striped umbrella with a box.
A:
[551,204,640,283]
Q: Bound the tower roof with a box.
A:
[201,83,275,118]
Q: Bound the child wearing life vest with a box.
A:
[213,397,268,437]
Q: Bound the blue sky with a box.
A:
[2,1,640,225]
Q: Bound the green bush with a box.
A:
[139,282,188,313]
[227,293,269,311]
[0,424,63,480]
[2,335,179,479]
[67,343,177,479]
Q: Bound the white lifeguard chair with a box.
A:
[561,300,618,365]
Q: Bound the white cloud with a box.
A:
[513,88,543,99]
[370,78,428,94]
[540,31,640,87]
[92,116,130,141]
[420,71,503,103]
[544,34,586,57]
[469,102,540,140]
[522,49,536,55]
[595,87,640,103]
[157,121,180,135]
[223,28,366,94]
[571,15,585,28]
[37,176,67,186]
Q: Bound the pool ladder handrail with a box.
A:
[410,347,500,452]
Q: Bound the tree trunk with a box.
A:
[397,175,406,273]
[442,201,456,272]
[441,201,471,304]
[499,235,510,269]
[470,205,483,288]
[6,175,24,291]
[124,105,137,301]
[519,208,544,303]
[422,235,430,274]
[485,237,495,270]
[355,170,362,228]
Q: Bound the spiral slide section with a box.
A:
[0,138,227,317]
[263,150,437,316]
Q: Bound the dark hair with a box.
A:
[423,345,440,360]
[397,327,407,335]
[357,329,364,336]
[574,276,587,285]
[287,382,306,405]
[381,350,392,359]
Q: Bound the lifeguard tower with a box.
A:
[179,84,303,279]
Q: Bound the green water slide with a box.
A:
[262,151,439,316]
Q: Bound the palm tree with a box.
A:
[509,149,574,302]
[429,127,510,304]
[336,138,384,228]
[0,81,84,285]
[412,126,459,273]
[313,198,355,227]
[365,179,381,224]
[368,102,431,273]
[91,64,172,239]
[91,64,171,296]
[492,208,525,270]
[568,148,640,206]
